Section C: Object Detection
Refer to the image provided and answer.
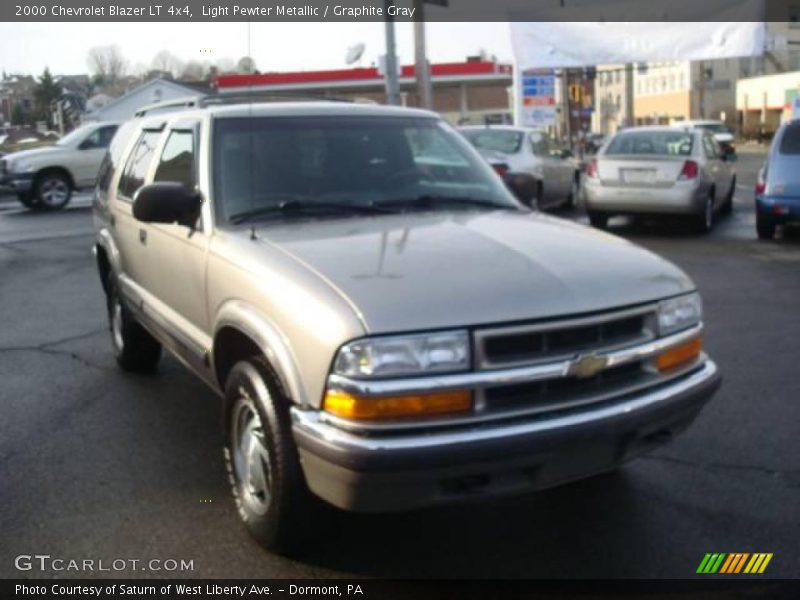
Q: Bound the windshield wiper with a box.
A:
[229,199,396,225]
[379,194,517,212]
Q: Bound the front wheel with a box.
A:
[107,279,162,372]
[34,172,72,211]
[224,357,318,554]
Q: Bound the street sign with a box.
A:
[520,69,556,128]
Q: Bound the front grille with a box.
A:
[476,308,654,369]
[473,306,660,419]
[484,361,647,414]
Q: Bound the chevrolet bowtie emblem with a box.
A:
[568,353,608,378]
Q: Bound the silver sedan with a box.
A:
[583,126,736,232]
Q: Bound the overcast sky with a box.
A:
[0,22,514,77]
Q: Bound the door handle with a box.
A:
[139,229,147,245]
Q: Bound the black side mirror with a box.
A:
[560,148,573,159]
[133,182,201,228]
[504,172,538,207]
[79,139,97,150]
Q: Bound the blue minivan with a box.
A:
[756,119,800,239]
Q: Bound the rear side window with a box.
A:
[462,129,523,154]
[96,122,135,199]
[778,122,800,155]
[117,130,162,200]
[153,130,196,188]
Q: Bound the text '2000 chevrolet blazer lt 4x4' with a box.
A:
[92,99,721,553]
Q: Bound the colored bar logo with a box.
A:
[697,553,773,574]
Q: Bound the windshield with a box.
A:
[461,129,523,155]
[605,131,694,156]
[213,116,517,223]
[55,124,96,146]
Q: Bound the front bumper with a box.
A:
[585,180,704,215]
[0,172,33,193]
[291,360,720,512]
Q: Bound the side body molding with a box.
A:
[213,300,311,408]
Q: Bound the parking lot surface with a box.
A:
[1,151,798,578]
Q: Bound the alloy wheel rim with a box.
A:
[231,395,272,515]
[111,299,124,352]
[40,179,68,207]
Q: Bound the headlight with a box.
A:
[333,330,470,379]
[9,161,32,173]
[658,292,702,336]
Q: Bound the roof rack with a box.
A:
[133,90,361,118]
[133,96,204,118]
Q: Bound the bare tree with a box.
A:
[87,45,126,85]
[180,60,211,81]
[237,56,257,74]
[151,50,183,78]
[216,57,236,74]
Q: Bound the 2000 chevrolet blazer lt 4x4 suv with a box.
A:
[93,99,721,553]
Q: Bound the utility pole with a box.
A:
[562,69,572,147]
[383,0,401,106]
[624,63,635,128]
[697,60,705,119]
[413,0,433,110]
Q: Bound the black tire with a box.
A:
[107,278,162,372]
[533,181,543,210]
[564,173,579,210]
[588,210,608,229]
[17,192,40,210]
[693,192,714,234]
[720,176,735,216]
[223,356,318,554]
[34,171,72,211]
[756,214,776,240]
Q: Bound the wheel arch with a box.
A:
[34,166,76,190]
[212,301,310,409]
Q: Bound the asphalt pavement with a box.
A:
[1,151,798,579]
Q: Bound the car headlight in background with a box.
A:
[333,330,470,379]
[657,292,702,336]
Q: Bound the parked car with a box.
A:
[0,121,118,210]
[94,99,720,553]
[673,120,736,157]
[584,126,736,232]
[459,125,579,210]
[754,118,800,240]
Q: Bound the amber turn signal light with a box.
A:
[656,337,702,372]
[323,389,472,420]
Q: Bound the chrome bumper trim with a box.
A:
[326,324,703,397]
[292,360,718,454]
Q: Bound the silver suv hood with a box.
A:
[256,210,693,333]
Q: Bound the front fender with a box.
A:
[213,300,311,408]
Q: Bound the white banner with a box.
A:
[510,21,766,69]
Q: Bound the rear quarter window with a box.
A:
[778,122,800,155]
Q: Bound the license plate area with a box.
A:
[621,168,656,184]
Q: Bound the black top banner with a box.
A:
[0,0,794,22]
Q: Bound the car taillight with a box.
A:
[492,163,509,177]
[755,167,767,195]
[679,160,699,180]
[585,159,599,179]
